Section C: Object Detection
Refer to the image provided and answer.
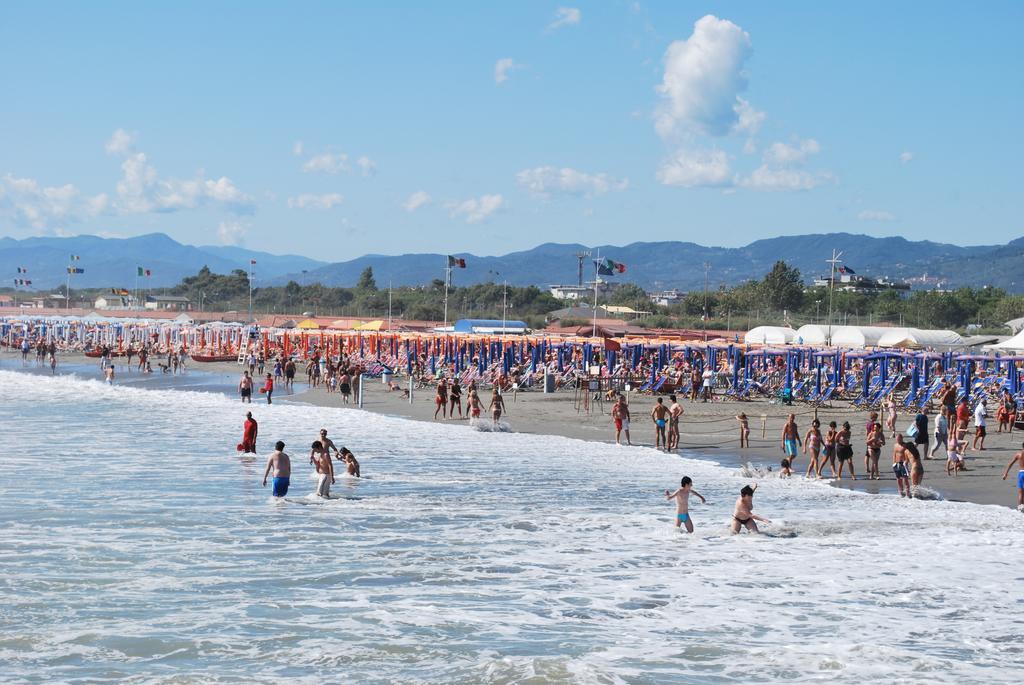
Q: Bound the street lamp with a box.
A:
[815,299,821,323]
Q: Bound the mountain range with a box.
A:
[2,232,1023,293]
[0,233,325,289]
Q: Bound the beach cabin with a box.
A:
[452,318,528,335]
[144,295,191,311]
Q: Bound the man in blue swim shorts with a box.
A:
[780,413,802,467]
[262,440,291,498]
[1001,444,1024,512]
[651,398,670,451]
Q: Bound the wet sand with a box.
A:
[6,352,1021,509]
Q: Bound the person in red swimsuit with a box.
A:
[238,411,258,453]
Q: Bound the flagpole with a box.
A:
[66,261,71,311]
[592,248,600,338]
[443,259,451,330]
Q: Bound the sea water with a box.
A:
[0,369,1021,684]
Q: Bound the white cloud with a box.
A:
[292,140,304,156]
[655,15,753,137]
[105,128,136,156]
[357,156,377,177]
[900,151,914,164]
[737,138,832,191]
[857,210,896,222]
[287,192,344,210]
[740,165,832,191]
[733,98,765,137]
[494,58,520,85]
[517,166,628,197]
[302,151,349,174]
[0,174,108,229]
[763,138,820,165]
[113,151,254,213]
[449,194,504,223]
[217,219,247,245]
[656,149,733,188]
[548,7,581,30]
[403,190,432,212]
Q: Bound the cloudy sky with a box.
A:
[0,2,1019,259]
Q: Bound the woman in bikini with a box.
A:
[866,423,886,480]
[803,419,823,478]
[449,379,463,418]
[434,377,448,420]
[820,420,838,478]
[488,387,505,426]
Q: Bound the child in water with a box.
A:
[779,458,793,478]
[664,476,707,533]
[731,484,771,534]
[340,447,360,478]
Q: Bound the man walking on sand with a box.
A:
[612,394,631,445]
[781,414,801,468]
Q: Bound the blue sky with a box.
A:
[0,1,1020,260]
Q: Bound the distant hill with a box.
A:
[3,231,1021,293]
[0,233,326,289]
[274,233,1014,292]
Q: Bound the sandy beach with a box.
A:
[9,351,1020,509]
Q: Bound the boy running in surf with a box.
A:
[665,476,706,533]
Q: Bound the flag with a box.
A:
[447,255,466,268]
[250,259,257,265]
[838,265,856,275]
[603,338,621,352]
[594,258,626,276]
[14,279,31,286]
[16,267,27,273]
[145,269,151,277]
[70,255,80,261]
[138,267,152,277]
[111,288,130,296]
[67,267,84,274]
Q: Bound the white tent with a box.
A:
[830,326,891,349]
[745,326,796,345]
[794,324,827,345]
[987,328,1024,351]
[877,328,963,349]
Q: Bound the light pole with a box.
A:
[702,261,710,342]
[825,250,843,345]
[502,280,508,339]
[815,299,821,323]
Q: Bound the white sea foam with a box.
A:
[0,369,1022,683]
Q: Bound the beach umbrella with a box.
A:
[606,349,616,373]
[862,362,872,399]
[816,364,823,395]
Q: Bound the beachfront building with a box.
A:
[549,279,617,301]
[144,295,192,311]
[812,265,910,294]
[649,289,684,307]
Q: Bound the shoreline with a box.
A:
[4,352,1021,509]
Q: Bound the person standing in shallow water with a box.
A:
[665,476,706,533]
[731,484,770,534]
[262,441,291,498]
[238,412,258,454]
